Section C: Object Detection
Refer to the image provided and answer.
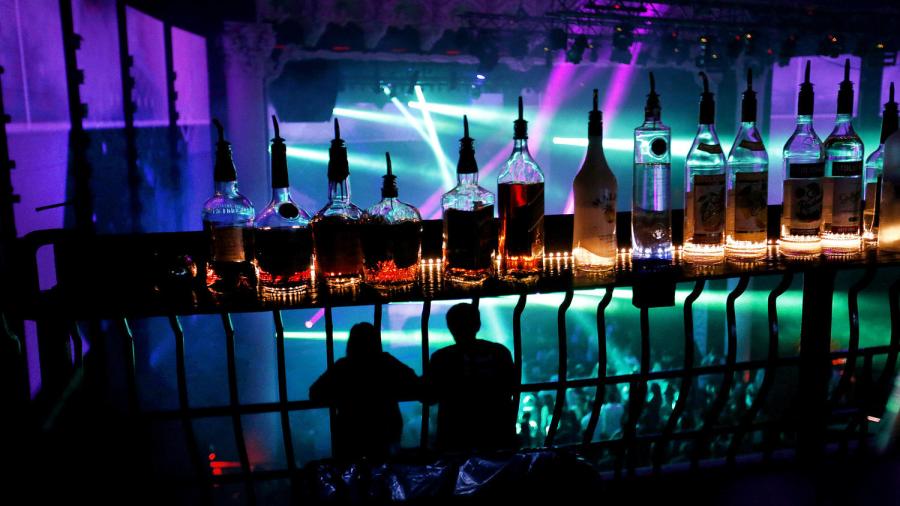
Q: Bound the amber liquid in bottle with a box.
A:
[498,182,544,273]
[255,227,313,288]
[312,216,364,279]
[444,205,495,280]
[204,223,257,292]
[362,220,422,286]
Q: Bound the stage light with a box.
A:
[476,73,486,80]
[566,34,589,64]
[548,28,567,51]
[611,24,634,64]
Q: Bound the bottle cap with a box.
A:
[798,61,815,116]
[270,115,289,189]
[588,88,603,137]
[882,82,898,144]
[457,115,478,174]
[514,96,528,140]
[741,68,757,123]
[837,58,854,115]
[698,71,715,125]
[381,152,399,199]
[644,72,662,121]
[212,119,237,182]
[327,118,350,182]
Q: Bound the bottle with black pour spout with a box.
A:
[202,119,256,293]
[442,116,496,284]
[362,152,423,289]
[311,119,365,286]
[498,96,545,279]
[863,83,898,242]
[255,115,313,293]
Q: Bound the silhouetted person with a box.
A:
[310,322,421,460]
[429,303,516,452]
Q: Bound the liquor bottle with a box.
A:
[573,89,617,273]
[632,72,672,263]
[498,96,545,279]
[822,59,864,255]
[202,119,256,293]
[879,129,900,252]
[725,69,769,260]
[780,61,825,257]
[684,72,726,263]
[863,83,897,242]
[442,116,496,284]
[255,116,313,292]
[362,152,423,289]
[311,119,365,286]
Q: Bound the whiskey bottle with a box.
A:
[311,119,365,286]
[362,152,423,289]
[726,69,769,261]
[442,116,496,284]
[573,89,617,273]
[498,96,545,279]
[632,72,673,264]
[822,59,864,256]
[780,61,825,258]
[863,83,897,242]
[684,72,726,263]
[202,119,256,293]
[255,116,313,293]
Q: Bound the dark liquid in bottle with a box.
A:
[255,227,313,290]
[498,182,544,274]
[312,216,364,282]
[444,205,495,280]
[203,222,257,293]
[361,220,422,287]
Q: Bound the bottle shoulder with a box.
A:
[497,150,545,184]
[313,201,364,222]
[365,198,422,223]
[686,130,725,168]
[255,200,311,229]
[442,182,495,209]
[202,193,255,223]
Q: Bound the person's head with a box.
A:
[446,303,480,344]
[346,322,382,360]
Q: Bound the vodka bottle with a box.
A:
[863,82,897,242]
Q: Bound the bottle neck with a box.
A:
[457,172,478,186]
[831,113,855,135]
[512,138,529,154]
[271,187,292,202]
[794,114,815,132]
[215,180,240,196]
[328,179,351,204]
[696,123,718,138]
[586,135,604,157]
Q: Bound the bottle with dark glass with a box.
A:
[311,119,365,286]
[255,116,312,293]
[362,152,422,289]
[726,69,769,260]
[822,58,864,255]
[684,72,726,263]
[780,61,825,258]
[864,83,897,242]
[498,97,544,279]
[632,73,673,264]
[442,116,496,284]
[202,119,256,293]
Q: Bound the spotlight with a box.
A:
[476,73,486,80]
[548,28,568,51]
[611,24,634,64]
[472,34,499,75]
[589,39,600,62]
[566,34,589,64]
[818,33,842,58]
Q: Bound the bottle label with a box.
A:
[830,176,861,234]
[697,143,723,154]
[733,171,768,234]
[444,205,495,271]
[738,139,766,152]
[831,160,863,177]
[691,173,725,243]
[788,161,825,178]
[786,178,823,235]
[572,185,617,256]
[209,225,246,262]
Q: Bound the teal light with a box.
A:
[285,145,388,172]
[407,100,507,123]
[412,85,455,188]
[332,107,410,127]
[552,136,694,156]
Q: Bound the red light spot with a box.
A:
[332,45,351,52]
[208,452,216,461]
[445,49,461,55]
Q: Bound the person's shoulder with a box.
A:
[476,339,511,355]
[430,344,458,360]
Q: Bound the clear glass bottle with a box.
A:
[362,152,422,289]
[442,116,496,284]
[726,69,769,260]
[684,72,726,263]
[863,83,897,242]
[822,59,864,256]
[255,116,313,293]
[879,129,900,252]
[311,119,365,286]
[573,89,617,273]
[780,61,825,258]
[202,119,256,293]
[498,96,544,280]
[632,72,673,264]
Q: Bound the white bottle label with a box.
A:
[831,176,861,234]
[691,173,725,243]
[733,171,767,234]
[573,187,617,251]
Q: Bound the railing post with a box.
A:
[798,267,836,461]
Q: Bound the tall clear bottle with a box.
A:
[726,69,769,260]
[863,83,897,242]
[573,89,617,273]
[202,119,256,293]
[311,119,365,286]
[362,152,423,289]
[780,61,825,258]
[822,59,864,255]
[442,116,496,284]
[632,72,673,264]
[684,72,726,263]
[255,116,313,293]
[498,97,545,279]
